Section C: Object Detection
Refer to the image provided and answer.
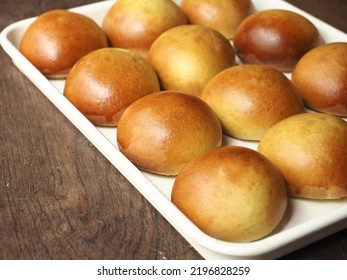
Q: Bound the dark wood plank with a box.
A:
[286,0,347,32]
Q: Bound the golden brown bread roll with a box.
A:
[180,0,251,39]
[20,9,108,78]
[200,64,305,140]
[171,146,288,243]
[102,0,187,57]
[148,24,235,96]
[117,91,222,176]
[63,48,160,126]
[233,9,322,72]
[291,42,347,117]
[258,113,347,200]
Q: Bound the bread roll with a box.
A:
[63,48,160,126]
[117,91,222,176]
[292,42,347,117]
[233,9,322,72]
[180,0,251,39]
[102,0,187,57]
[148,24,235,96]
[171,146,288,243]
[258,113,347,200]
[20,9,108,78]
[201,64,305,140]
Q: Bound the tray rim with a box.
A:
[1,0,347,259]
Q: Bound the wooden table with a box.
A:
[1,0,346,260]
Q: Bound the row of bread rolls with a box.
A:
[19,0,346,116]
[20,0,347,116]
[19,0,347,243]
[18,0,318,77]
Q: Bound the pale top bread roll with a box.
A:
[148,24,235,96]
[20,9,108,78]
[117,90,222,176]
[233,9,322,72]
[171,146,288,243]
[201,64,305,140]
[258,113,347,200]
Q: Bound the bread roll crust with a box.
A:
[180,0,251,39]
[148,24,235,96]
[292,42,347,117]
[20,9,108,78]
[102,0,187,57]
[201,64,304,140]
[233,9,322,71]
[171,146,288,242]
[63,48,160,126]
[258,113,347,199]
[117,91,222,176]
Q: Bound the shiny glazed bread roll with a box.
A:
[291,42,347,117]
[102,0,187,57]
[117,91,222,176]
[258,113,347,200]
[63,48,160,126]
[20,9,108,78]
[201,64,305,140]
[180,0,251,39]
[233,9,322,72]
[171,146,288,243]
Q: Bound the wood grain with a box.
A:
[1,0,346,260]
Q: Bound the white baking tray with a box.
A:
[1,0,347,260]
